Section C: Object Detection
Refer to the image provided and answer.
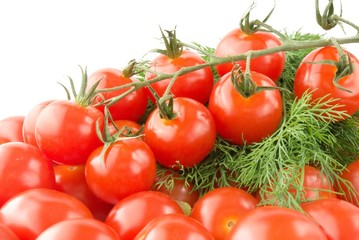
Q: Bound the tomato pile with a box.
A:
[1,2,359,240]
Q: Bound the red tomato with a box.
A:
[22,100,54,147]
[0,223,19,240]
[214,28,285,81]
[54,164,114,221]
[226,206,327,240]
[190,187,258,240]
[36,218,121,240]
[145,50,214,104]
[85,138,157,204]
[0,188,93,240]
[294,46,359,120]
[88,68,148,122]
[134,213,215,240]
[144,97,216,169]
[35,100,104,165]
[109,119,142,136]
[302,198,359,239]
[208,71,282,145]
[153,170,200,207]
[105,191,183,240]
[337,158,359,206]
[0,142,55,206]
[0,116,24,143]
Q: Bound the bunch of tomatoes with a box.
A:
[1,14,359,240]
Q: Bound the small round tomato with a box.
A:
[144,97,216,169]
[0,116,24,143]
[294,46,359,120]
[35,100,104,165]
[0,142,55,206]
[88,68,148,122]
[109,119,142,136]
[190,187,258,240]
[208,71,282,145]
[302,198,359,239]
[134,213,214,240]
[214,28,285,81]
[145,50,214,105]
[54,164,114,221]
[105,191,183,240]
[22,100,54,147]
[36,218,121,240]
[153,170,200,207]
[0,188,93,240]
[85,138,157,204]
[226,206,327,240]
[337,158,359,206]
[0,223,19,240]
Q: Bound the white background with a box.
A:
[0,0,358,120]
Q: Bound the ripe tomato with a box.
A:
[22,99,54,147]
[108,119,142,136]
[208,71,282,145]
[294,46,359,120]
[54,164,114,221]
[88,68,148,122]
[337,158,359,206]
[0,142,55,206]
[214,28,285,81]
[105,191,183,240]
[153,170,200,207]
[85,138,157,204]
[0,116,24,143]
[35,100,104,165]
[226,206,327,240]
[134,213,215,240]
[0,223,19,240]
[36,218,121,240]
[190,187,258,240]
[145,50,214,104]
[301,198,359,239]
[0,188,93,240]
[144,97,216,169]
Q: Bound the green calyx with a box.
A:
[153,26,183,59]
[315,0,342,30]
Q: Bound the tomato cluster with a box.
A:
[1,18,359,240]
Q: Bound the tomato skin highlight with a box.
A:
[0,116,25,143]
[190,187,259,240]
[0,142,56,207]
[144,97,216,169]
[145,50,214,104]
[134,213,215,240]
[208,71,283,145]
[35,100,104,165]
[105,191,183,240]
[294,46,359,120]
[226,206,327,240]
[0,223,19,240]
[85,138,157,204]
[214,28,285,81]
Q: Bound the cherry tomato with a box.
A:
[145,50,214,104]
[0,116,24,143]
[22,100,54,147]
[105,191,183,240]
[294,46,359,120]
[302,197,359,239]
[88,68,148,122]
[54,164,114,221]
[226,206,327,240]
[0,223,19,240]
[85,138,157,204]
[109,119,142,136]
[144,97,216,168]
[0,188,93,240]
[153,170,200,207]
[214,28,285,81]
[36,218,121,240]
[208,71,283,145]
[35,100,104,165]
[0,142,55,206]
[190,187,258,240]
[134,213,215,240]
[337,158,359,206]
